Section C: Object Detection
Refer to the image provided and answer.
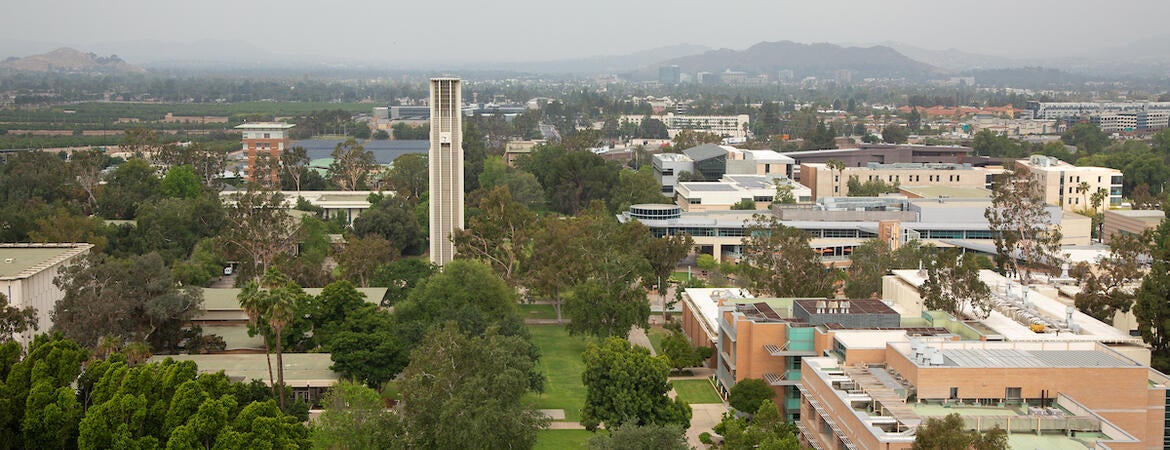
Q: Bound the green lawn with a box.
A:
[672,379,723,405]
[527,325,591,421]
[645,326,669,355]
[534,429,592,450]
[520,303,560,321]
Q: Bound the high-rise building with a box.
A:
[235,122,294,184]
[428,78,463,266]
[658,65,681,85]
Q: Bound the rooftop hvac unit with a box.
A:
[816,300,827,314]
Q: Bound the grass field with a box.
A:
[646,326,669,355]
[534,429,592,450]
[671,379,723,405]
[520,303,560,321]
[527,325,591,421]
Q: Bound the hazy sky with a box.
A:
[4,0,1169,63]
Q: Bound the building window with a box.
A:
[264,133,270,138]
[1005,387,1022,400]
[949,387,959,399]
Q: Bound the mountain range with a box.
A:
[652,41,942,79]
[0,47,145,74]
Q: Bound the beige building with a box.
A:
[674,175,811,212]
[0,243,93,345]
[1103,209,1165,244]
[801,162,985,200]
[1016,155,1123,211]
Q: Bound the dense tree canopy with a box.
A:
[580,337,691,431]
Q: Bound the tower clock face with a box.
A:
[440,132,452,144]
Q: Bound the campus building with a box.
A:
[235,122,295,183]
[653,145,795,196]
[799,340,1168,450]
[801,162,985,199]
[674,175,812,211]
[428,77,463,266]
[0,243,93,345]
[1103,209,1165,244]
[620,196,1091,263]
[621,113,751,139]
[781,144,974,181]
[1016,155,1123,210]
[218,190,377,225]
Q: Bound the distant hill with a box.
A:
[654,41,942,79]
[460,43,712,75]
[0,47,146,74]
[880,42,1021,71]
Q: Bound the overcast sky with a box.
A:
[3,0,1169,63]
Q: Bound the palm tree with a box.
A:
[826,159,846,197]
[266,284,297,411]
[1076,181,1091,208]
[238,280,276,395]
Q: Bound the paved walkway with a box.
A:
[628,326,656,356]
[687,403,729,447]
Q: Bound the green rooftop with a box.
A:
[0,244,91,279]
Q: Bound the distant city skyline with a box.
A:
[4,0,1170,64]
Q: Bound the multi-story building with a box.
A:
[658,65,681,85]
[652,153,694,196]
[674,175,811,211]
[235,122,294,183]
[801,162,985,199]
[1016,155,1123,210]
[1092,111,1170,133]
[428,77,463,266]
[781,144,974,181]
[0,243,93,345]
[800,340,1167,450]
[1026,101,1170,121]
[621,114,751,139]
[619,196,1091,262]
[1103,209,1165,244]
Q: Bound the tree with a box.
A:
[393,259,526,347]
[731,198,756,210]
[713,400,800,450]
[985,162,1062,282]
[825,159,846,197]
[384,153,428,202]
[154,142,228,192]
[352,197,424,255]
[452,186,536,286]
[279,146,310,192]
[672,130,722,150]
[69,149,106,214]
[728,378,775,414]
[609,166,666,213]
[97,159,160,219]
[641,233,694,321]
[882,124,910,144]
[1062,122,1109,155]
[661,329,704,373]
[919,252,993,319]
[1135,217,1170,371]
[53,253,204,351]
[237,270,301,410]
[161,165,203,199]
[847,175,898,197]
[397,323,547,450]
[739,215,835,298]
[327,138,376,190]
[1072,231,1147,322]
[335,234,398,287]
[587,423,689,450]
[912,413,1007,450]
[561,212,655,338]
[220,188,298,280]
[370,258,436,306]
[845,239,929,299]
[325,305,408,388]
[0,293,37,341]
[311,380,402,450]
[580,337,691,431]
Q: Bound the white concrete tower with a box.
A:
[428,77,463,266]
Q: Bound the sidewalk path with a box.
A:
[628,326,656,356]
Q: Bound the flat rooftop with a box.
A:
[201,287,387,310]
[151,353,337,386]
[938,349,1137,368]
[234,122,295,130]
[678,182,738,192]
[899,186,991,199]
[0,243,92,279]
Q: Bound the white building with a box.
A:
[1016,155,1123,210]
[621,113,751,138]
[0,243,93,345]
[674,175,812,211]
[429,78,463,266]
